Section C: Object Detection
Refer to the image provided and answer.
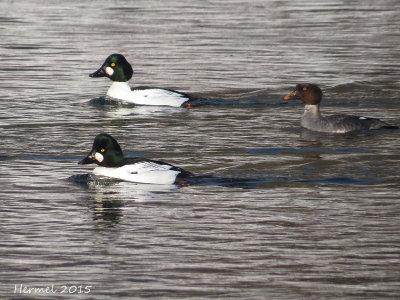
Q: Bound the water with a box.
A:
[1,0,400,298]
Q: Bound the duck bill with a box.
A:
[284,90,297,100]
[78,152,96,165]
[89,67,106,78]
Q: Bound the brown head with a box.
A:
[284,83,323,105]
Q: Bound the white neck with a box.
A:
[303,104,321,117]
[107,81,131,100]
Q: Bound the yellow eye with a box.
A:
[100,148,105,153]
[110,63,116,67]
[303,87,307,91]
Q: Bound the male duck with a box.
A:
[79,133,193,184]
[284,83,398,133]
[90,54,193,107]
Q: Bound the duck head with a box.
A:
[90,53,133,82]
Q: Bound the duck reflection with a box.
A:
[90,189,124,229]
[89,96,186,118]
[71,174,179,229]
[93,182,179,227]
[299,127,359,142]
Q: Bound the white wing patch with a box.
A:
[359,117,367,120]
[124,161,173,174]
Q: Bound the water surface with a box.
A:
[1,0,400,299]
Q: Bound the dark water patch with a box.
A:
[187,90,285,108]
[0,155,15,161]
[0,154,82,162]
[186,175,276,188]
[298,176,377,185]
[280,99,302,108]
[0,17,25,24]
[23,154,82,161]
[247,147,372,156]
[11,153,144,162]
[3,44,59,50]
[109,7,139,12]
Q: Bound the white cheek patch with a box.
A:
[105,66,114,76]
[94,152,104,163]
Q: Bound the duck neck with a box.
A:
[303,104,321,118]
[300,103,333,131]
[107,81,131,100]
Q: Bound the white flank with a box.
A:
[106,82,188,107]
[92,161,180,184]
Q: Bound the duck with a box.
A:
[79,133,193,185]
[284,83,398,133]
[89,53,194,107]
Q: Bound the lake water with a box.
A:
[1,0,400,299]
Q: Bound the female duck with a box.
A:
[79,133,193,185]
[90,54,193,107]
[284,83,398,133]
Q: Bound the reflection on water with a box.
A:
[84,180,181,229]
[1,0,400,299]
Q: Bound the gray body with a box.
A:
[301,105,394,133]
